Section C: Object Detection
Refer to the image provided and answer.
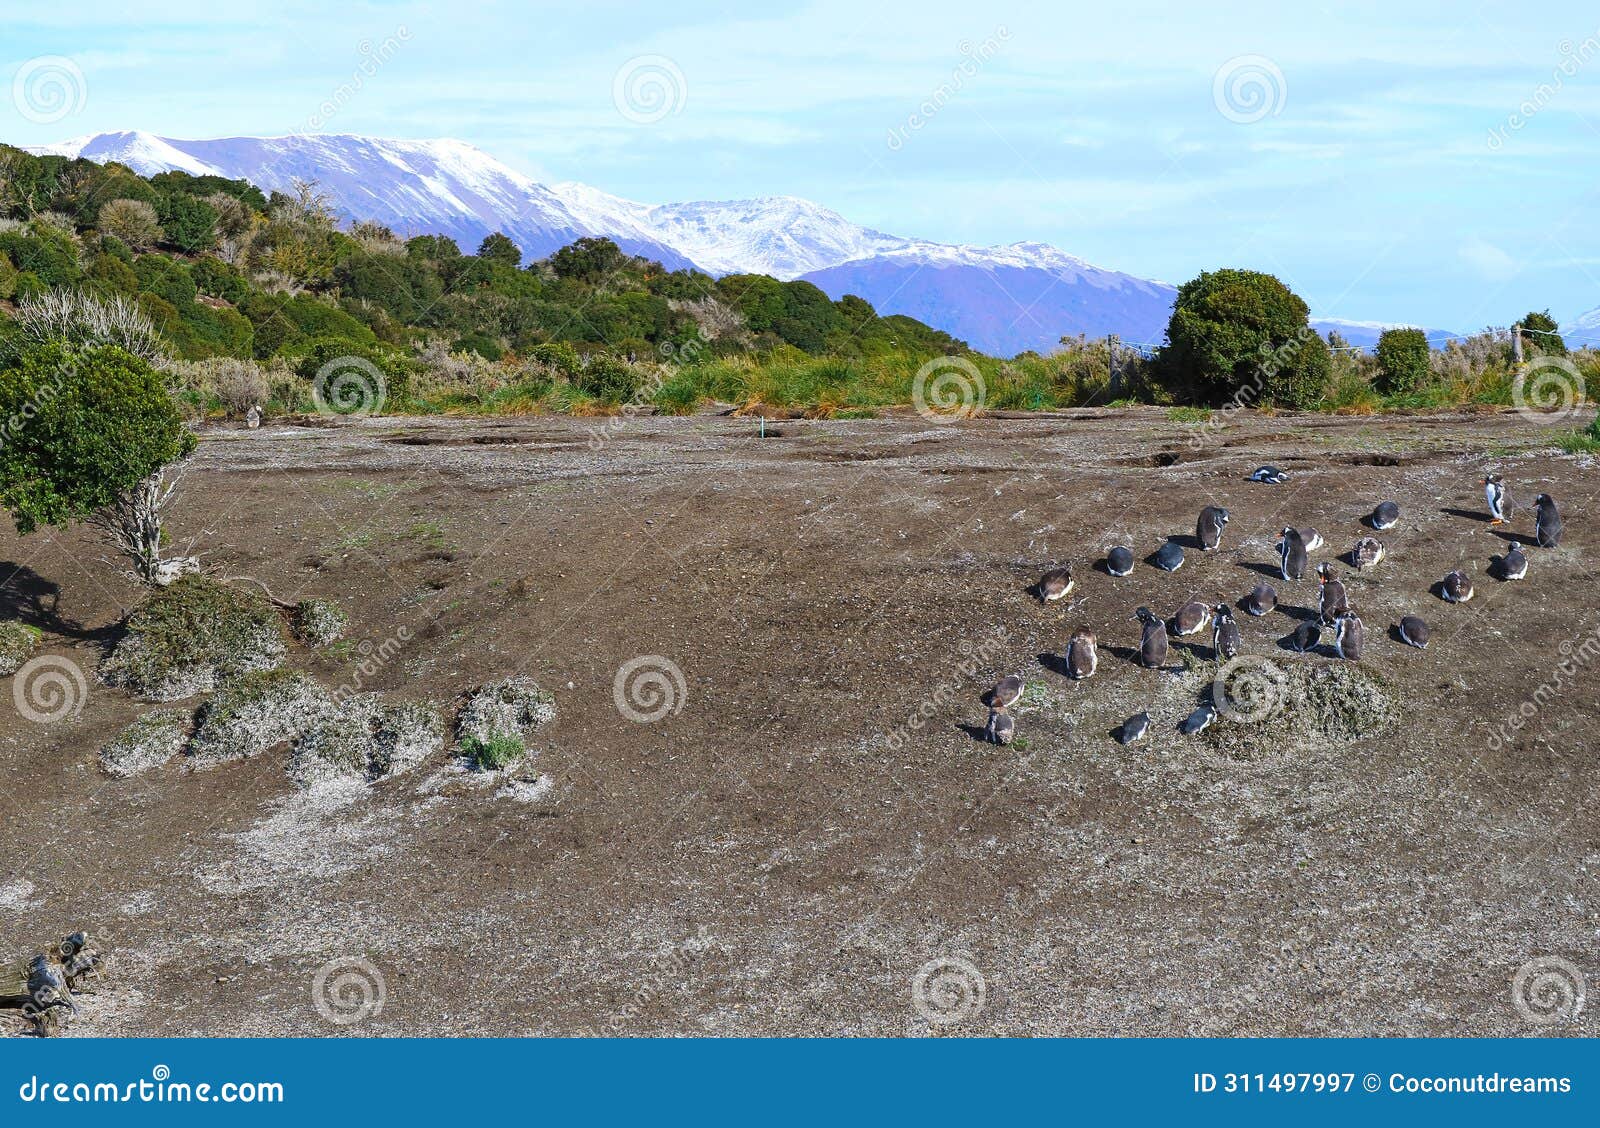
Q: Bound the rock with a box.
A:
[99,708,190,777]
[150,556,201,586]
[289,694,443,786]
[187,670,334,769]
[0,622,41,677]
[100,575,286,701]
[291,599,348,647]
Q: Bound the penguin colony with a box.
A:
[982,464,1564,745]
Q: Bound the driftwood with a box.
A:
[1,931,106,1037]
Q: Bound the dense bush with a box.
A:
[1374,327,1430,394]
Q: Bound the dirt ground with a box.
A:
[1,405,1596,1037]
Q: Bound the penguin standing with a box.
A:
[1316,562,1349,625]
[1483,474,1509,526]
[1243,583,1277,617]
[1534,493,1562,547]
[1370,500,1401,530]
[1154,539,1186,573]
[1037,564,1075,602]
[1135,607,1169,668]
[985,706,1015,745]
[1333,610,1365,661]
[1197,506,1230,551]
[1278,527,1308,582]
[1398,615,1430,649]
[1106,546,1135,577]
[1351,536,1385,571]
[1170,600,1213,637]
[1065,629,1099,679]
[1499,540,1529,581]
[1212,605,1240,660]
[1440,569,1475,603]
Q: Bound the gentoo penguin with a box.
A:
[1037,564,1075,601]
[1289,621,1321,653]
[1180,702,1218,735]
[1440,569,1474,603]
[985,706,1015,746]
[1154,539,1185,573]
[1197,505,1230,551]
[1106,546,1135,576]
[1065,629,1099,679]
[1398,614,1430,649]
[245,404,262,430]
[1115,711,1150,745]
[1170,600,1213,637]
[1370,500,1401,531]
[1212,605,1240,660]
[1243,583,1277,617]
[1249,465,1289,484]
[1499,540,1529,581]
[1351,536,1385,571]
[1278,527,1308,582]
[1333,610,1365,661]
[1316,562,1349,625]
[1534,493,1562,548]
[1135,607,1169,668]
[1483,474,1509,526]
[988,674,1024,708]
[1298,528,1325,553]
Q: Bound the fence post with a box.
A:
[1511,324,1524,365]
[1107,334,1122,399]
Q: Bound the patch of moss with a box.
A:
[0,621,42,676]
[290,694,443,786]
[99,708,190,778]
[101,575,286,701]
[187,669,333,769]
[291,598,349,647]
[456,677,556,754]
[462,731,526,771]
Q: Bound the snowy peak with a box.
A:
[33,130,224,177]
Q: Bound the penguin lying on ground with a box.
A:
[1106,546,1135,576]
[1398,615,1430,649]
[1037,564,1075,602]
[1250,465,1289,484]
[1243,583,1277,616]
[1370,500,1401,530]
[1440,569,1474,603]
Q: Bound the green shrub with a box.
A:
[574,355,641,403]
[1374,328,1431,395]
[100,574,286,700]
[0,621,41,676]
[462,732,525,771]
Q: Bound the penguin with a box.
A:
[1499,540,1529,581]
[1289,621,1321,652]
[1370,500,1401,531]
[1298,528,1325,553]
[1154,539,1185,573]
[1243,583,1277,617]
[1534,493,1562,548]
[1278,527,1308,582]
[1037,564,1075,602]
[1398,614,1430,649]
[1440,569,1474,603]
[1333,610,1365,661]
[1197,505,1230,551]
[985,706,1015,746]
[1115,711,1150,745]
[1249,465,1289,484]
[1180,702,1218,735]
[1351,536,1385,571]
[1482,474,1508,526]
[1106,546,1135,576]
[1065,629,1099,679]
[1316,562,1349,625]
[988,674,1025,708]
[245,404,262,430]
[1170,600,1213,637]
[1212,605,1240,660]
[1135,607,1169,668]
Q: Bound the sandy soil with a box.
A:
[1,405,1596,1037]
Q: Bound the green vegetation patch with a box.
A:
[291,598,349,647]
[290,693,444,786]
[456,676,556,769]
[99,708,191,778]
[187,669,334,768]
[0,621,41,676]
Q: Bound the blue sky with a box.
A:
[5,1,1600,328]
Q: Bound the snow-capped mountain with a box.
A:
[29,131,1446,355]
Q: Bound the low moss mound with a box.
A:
[187,669,333,769]
[101,575,286,701]
[290,694,443,786]
[456,677,556,767]
[99,708,191,778]
[291,598,349,647]
[0,621,42,676]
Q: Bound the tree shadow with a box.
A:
[0,562,115,643]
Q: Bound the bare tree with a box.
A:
[87,462,198,585]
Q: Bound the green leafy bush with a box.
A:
[462,732,526,771]
[1374,328,1430,395]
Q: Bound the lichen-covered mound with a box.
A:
[456,677,556,754]
[291,598,348,647]
[100,575,286,701]
[1186,658,1396,766]
[289,694,443,787]
[0,622,41,676]
[99,708,191,778]
[187,670,333,769]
